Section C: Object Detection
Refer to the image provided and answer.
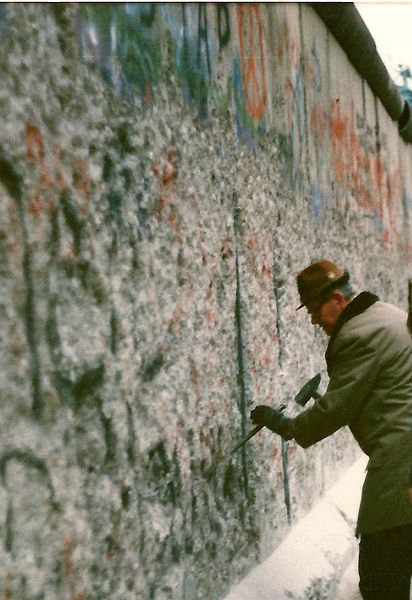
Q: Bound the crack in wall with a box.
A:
[273,232,292,525]
[233,202,251,503]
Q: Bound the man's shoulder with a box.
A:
[362,299,406,322]
[340,299,408,340]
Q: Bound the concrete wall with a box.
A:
[0,3,411,599]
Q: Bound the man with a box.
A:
[251,259,412,600]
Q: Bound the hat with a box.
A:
[296,260,350,309]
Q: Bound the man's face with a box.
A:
[306,292,345,336]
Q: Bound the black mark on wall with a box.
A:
[223,463,236,501]
[217,4,230,50]
[142,351,165,382]
[60,257,107,305]
[126,401,136,465]
[98,400,117,466]
[61,189,83,255]
[53,362,105,411]
[73,363,105,409]
[0,150,43,417]
[110,307,119,355]
[0,449,60,552]
[197,4,212,79]
[140,4,156,27]
[148,441,181,507]
[234,245,250,502]
[0,153,24,200]
[121,483,132,510]
[272,230,291,524]
[181,4,210,118]
[107,190,122,214]
[116,122,136,156]
[103,152,114,182]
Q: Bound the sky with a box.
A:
[355,2,412,85]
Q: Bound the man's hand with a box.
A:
[250,405,293,440]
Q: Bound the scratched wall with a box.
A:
[1,3,411,599]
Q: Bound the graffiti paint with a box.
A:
[217,4,230,51]
[237,4,267,119]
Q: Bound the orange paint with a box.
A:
[261,263,272,277]
[168,205,180,233]
[261,354,270,367]
[237,3,267,119]
[145,80,152,105]
[329,100,347,141]
[190,362,201,405]
[171,306,181,327]
[205,309,215,324]
[52,144,67,192]
[326,99,403,241]
[63,534,74,577]
[24,123,91,220]
[25,123,53,190]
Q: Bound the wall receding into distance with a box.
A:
[1,3,411,599]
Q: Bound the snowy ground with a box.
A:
[224,455,412,600]
[335,554,361,600]
[224,456,368,600]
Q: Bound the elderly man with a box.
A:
[251,259,412,600]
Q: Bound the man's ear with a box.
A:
[331,290,347,305]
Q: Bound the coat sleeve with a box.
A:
[290,332,381,448]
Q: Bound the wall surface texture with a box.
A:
[0,3,411,599]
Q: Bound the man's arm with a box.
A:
[251,333,381,447]
[291,335,380,447]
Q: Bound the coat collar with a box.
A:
[325,291,379,367]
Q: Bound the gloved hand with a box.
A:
[250,405,293,440]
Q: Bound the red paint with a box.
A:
[168,204,180,233]
[326,99,404,239]
[237,4,267,119]
[171,306,181,327]
[205,309,215,324]
[52,144,67,192]
[261,354,270,367]
[24,123,91,219]
[145,80,152,105]
[261,263,272,277]
[73,159,89,218]
[25,123,53,190]
[190,362,201,405]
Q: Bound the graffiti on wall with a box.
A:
[75,2,409,243]
[76,3,269,136]
[237,4,266,119]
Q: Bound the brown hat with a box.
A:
[296,260,350,309]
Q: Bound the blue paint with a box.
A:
[288,65,306,191]
[0,5,9,37]
[311,186,322,220]
[232,57,258,152]
[311,40,322,93]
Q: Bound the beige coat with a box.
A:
[291,295,412,534]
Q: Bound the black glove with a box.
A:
[250,405,293,440]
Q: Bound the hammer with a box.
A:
[231,373,321,452]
